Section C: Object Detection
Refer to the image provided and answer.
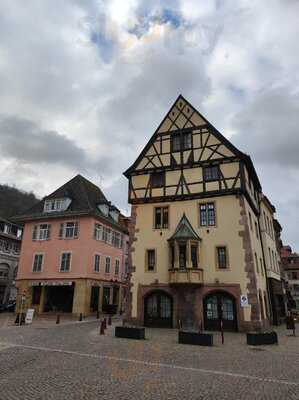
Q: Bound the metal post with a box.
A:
[79,313,83,322]
[100,320,105,335]
[56,314,60,324]
[220,301,224,344]
[108,315,112,326]
[220,319,224,344]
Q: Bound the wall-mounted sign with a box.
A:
[240,294,249,307]
[30,281,73,287]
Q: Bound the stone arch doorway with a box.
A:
[203,291,238,331]
[144,291,173,328]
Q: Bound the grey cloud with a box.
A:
[232,88,299,168]
[0,115,123,182]
[0,115,88,170]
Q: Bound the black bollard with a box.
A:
[108,315,112,326]
[56,314,60,324]
[20,313,25,326]
[15,314,20,324]
[100,320,105,335]
[103,317,107,329]
[79,313,83,322]
[96,310,100,319]
[220,319,224,344]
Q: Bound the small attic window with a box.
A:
[44,198,71,213]
[98,203,109,216]
[109,209,120,222]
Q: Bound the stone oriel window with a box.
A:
[191,244,198,268]
[179,244,187,269]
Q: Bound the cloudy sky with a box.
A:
[0,0,299,248]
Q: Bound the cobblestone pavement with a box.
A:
[0,320,299,400]
[0,312,108,329]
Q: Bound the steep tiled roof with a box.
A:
[13,175,127,233]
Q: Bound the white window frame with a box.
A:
[44,198,71,213]
[32,253,44,273]
[39,224,51,240]
[59,221,79,239]
[59,252,72,272]
[105,256,111,274]
[32,224,51,241]
[94,223,103,241]
[94,253,101,273]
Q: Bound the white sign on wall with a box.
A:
[25,309,35,324]
[240,294,249,307]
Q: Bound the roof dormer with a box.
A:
[44,198,72,213]
[109,207,120,223]
[97,203,109,216]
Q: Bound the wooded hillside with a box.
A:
[0,184,39,219]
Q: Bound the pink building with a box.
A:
[15,175,129,316]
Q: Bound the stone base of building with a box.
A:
[125,283,270,333]
[16,278,125,317]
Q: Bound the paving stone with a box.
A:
[0,322,298,399]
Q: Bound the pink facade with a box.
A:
[15,174,129,315]
[18,216,128,283]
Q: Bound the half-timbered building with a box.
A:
[124,94,278,332]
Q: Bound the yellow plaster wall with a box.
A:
[260,202,281,279]
[131,195,252,319]
[132,175,149,188]
[243,198,268,319]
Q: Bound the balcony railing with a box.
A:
[169,268,203,285]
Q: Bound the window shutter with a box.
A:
[59,223,64,238]
[47,225,51,240]
[32,225,38,240]
[74,221,79,238]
